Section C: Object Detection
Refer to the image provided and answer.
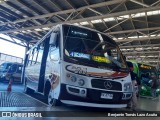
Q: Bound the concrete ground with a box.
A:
[0,82,160,120]
[0,82,24,92]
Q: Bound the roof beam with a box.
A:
[0,5,160,33]
[151,0,160,6]
[108,26,160,35]
[123,51,160,54]
[6,1,43,25]
[129,0,150,7]
[120,43,160,48]
[0,37,26,47]
[0,0,127,26]
[127,55,158,58]
[128,59,159,62]
[33,0,52,13]
[5,1,44,38]
[116,36,160,42]
[17,0,42,15]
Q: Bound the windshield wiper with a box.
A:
[91,41,116,53]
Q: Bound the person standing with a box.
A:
[150,73,158,98]
[136,74,141,97]
[126,61,137,111]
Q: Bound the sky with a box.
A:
[0,34,26,59]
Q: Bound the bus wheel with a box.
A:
[47,90,60,107]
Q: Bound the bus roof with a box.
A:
[27,23,117,54]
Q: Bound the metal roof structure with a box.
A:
[0,0,160,66]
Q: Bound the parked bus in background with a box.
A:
[23,24,132,108]
[0,62,23,83]
[129,61,160,96]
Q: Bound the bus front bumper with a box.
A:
[59,84,132,108]
[61,100,127,108]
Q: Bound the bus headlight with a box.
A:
[78,79,85,86]
[141,86,147,91]
[156,89,160,92]
[71,76,77,82]
[124,82,132,92]
[2,73,6,77]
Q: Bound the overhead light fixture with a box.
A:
[13,32,19,34]
[91,19,102,24]
[118,37,123,40]
[80,21,89,25]
[21,31,26,33]
[34,28,42,31]
[103,17,115,22]
[73,23,79,26]
[27,30,32,32]
[42,27,50,30]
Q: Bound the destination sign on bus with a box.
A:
[70,52,90,59]
[70,52,112,63]
[92,56,111,63]
[140,64,152,69]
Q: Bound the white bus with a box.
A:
[23,24,132,108]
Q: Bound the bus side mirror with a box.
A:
[49,32,58,46]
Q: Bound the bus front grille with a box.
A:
[91,79,122,91]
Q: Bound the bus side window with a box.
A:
[49,47,59,61]
[17,66,22,73]
[26,54,31,66]
[26,42,44,67]
[32,47,39,65]
[10,64,17,73]
[48,29,60,61]
[26,49,35,66]
[36,42,44,64]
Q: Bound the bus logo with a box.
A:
[104,81,112,89]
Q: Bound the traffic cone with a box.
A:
[7,79,12,92]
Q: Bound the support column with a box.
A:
[21,42,29,85]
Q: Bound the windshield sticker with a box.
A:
[70,52,90,59]
[92,56,111,63]
[140,64,152,69]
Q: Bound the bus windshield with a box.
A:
[63,25,127,71]
[138,63,157,84]
[0,63,12,71]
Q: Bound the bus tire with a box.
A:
[44,82,60,106]
[48,89,61,107]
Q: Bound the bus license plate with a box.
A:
[101,93,113,99]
